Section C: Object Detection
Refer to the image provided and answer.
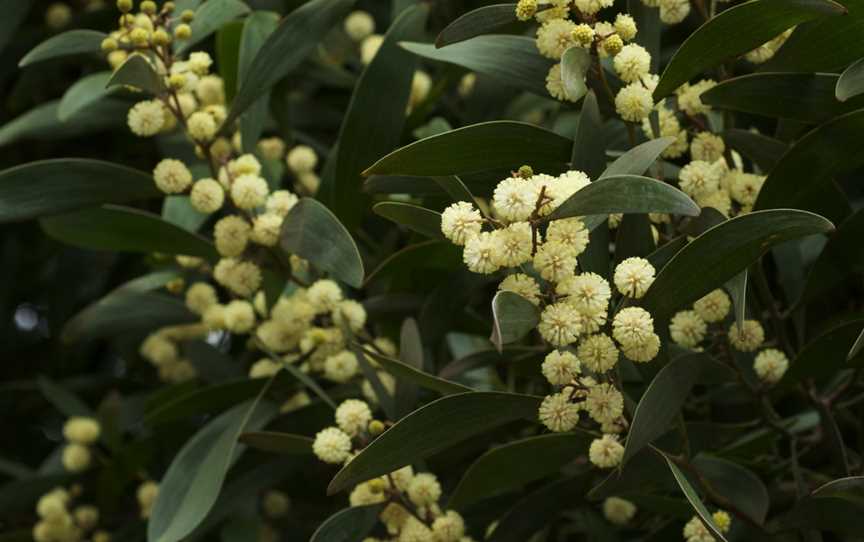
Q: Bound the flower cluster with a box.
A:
[32,486,108,542]
[683,510,731,542]
[61,417,101,473]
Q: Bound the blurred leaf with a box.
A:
[107,54,164,95]
[216,21,244,104]
[0,100,128,147]
[433,175,478,205]
[309,504,384,542]
[147,397,277,542]
[175,0,250,54]
[693,455,769,523]
[238,432,313,454]
[0,159,158,223]
[162,196,208,233]
[19,30,107,67]
[359,346,472,395]
[435,4,519,47]
[837,57,864,101]
[561,46,591,102]
[722,129,787,172]
[237,11,279,153]
[600,137,674,179]
[226,0,355,126]
[58,72,114,122]
[449,433,591,510]
[372,202,443,238]
[850,328,864,361]
[801,209,864,303]
[327,392,541,494]
[145,379,272,425]
[401,36,554,97]
[41,205,218,260]
[641,210,834,322]
[628,0,661,71]
[327,5,428,229]
[652,0,844,101]
[363,240,461,286]
[490,291,540,353]
[279,198,364,288]
[488,475,590,542]
[664,456,730,542]
[0,1,31,53]
[780,319,864,387]
[726,271,748,331]
[571,92,605,178]
[347,338,397,420]
[549,175,699,221]
[364,121,572,177]
[396,318,423,416]
[38,377,94,418]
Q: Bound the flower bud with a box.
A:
[603,34,624,56]
[152,28,170,46]
[117,0,133,13]
[140,0,156,14]
[101,37,118,52]
[174,23,191,39]
[368,419,385,436]
[180,9,195,22]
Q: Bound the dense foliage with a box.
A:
[2,0,864,541]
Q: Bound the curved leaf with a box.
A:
[58,72,114,122]
[0,100,128,148]
[0,159,158,223]
[693,455,770,524]
[144,379,270,426]
[641,210,834,322]
[780,319,864,387]
[364,121,573,177]
[309,504,384,542]
[359,346,472,395]
[174,0,250,54]
[279,198,364,288]
[801,209,864,303]
[837,57,864,101]
[401,36,555,97]
[600,137,675,179]
[665,457,730,542]
[107,54,164,95]
[561,46,591,102]
[722,129,787,172]
[19,30,107,67]
[372,202,443,239]
[238,432,313,454]
[435,4,519,47]
[571,92,605,178]
[327,392,541,494]
[237,11,280,153]
[652,0,844,101]
[490,291,540,352]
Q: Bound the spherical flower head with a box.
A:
[551,170,591,208]
[697,190,732,217]
[343,10,375,41]
[539,302,582,347]
[534,240,577,283]
[349,481,387,507]
[224,299,255,333]
[360,34,383,64]
[286,145,318,174]
[196,75,225,105]
[36,490,68,520]
[153,158,192,194]
[613,44,651,83]
[659,0,691,24]
[615,82,653,122]
[63,417,101,445]
[683,515,713,541]
[313,427,352,464]
[213,258,262,297]
[332,299,367,332]
[441,201,482,245]
[678,160,722,198]
[585,382,624,424]
[140,333,178,366]
[542,350,581,386]
[203,304,227,330]
[546,63,574,102]
[537,392,578,432]
[613,257,655,299]
[622,332,660,362]
[603,34,624,56]
[575,0,614,15]
[136,481,159,518]
[729,172,765,207]
[676,79,717,116]
[307,279,343,313]
[499,273,541,306]
[185,282,218,315]
[409,70,432,109]
[603,497,637,525]
[589,434,624,468]
[187,110,217,141]
[690,132,726,163]
[613,307,655,347]
[693,289,731,323]
[214,215,250,257]
[251,213,283,247]
[187,51,212,75]
[431,510,465,542]
[546,218,589,256]
[229,174,268,210]
[495,222,533,267]
[257,137,286,161]
[189,178,224,214]
[335,399,373,436]
[577,334,619,373]
[62,443,92,472]
[557,272,611,313]
[128,99,166,137]
[614,13,638,41]
[669,310,707,348]
[266,190,299,217]
[493,177,540,222]
[515,0,538,21]
[754,348,789,385]
[463,231,502,274]
[528,173,558,216]
[46,3,72,29]
[324,350,359,383]
[260,490,291,519]
[728,319,764,352]
[536,19,577,59]
[571,24,595,47]
[407,473,442,507]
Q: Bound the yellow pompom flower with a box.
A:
[499,273,542,306]
[589,434,624,468]
[577,333,619,373]
[213,215,251,257]
[128,100,165,137]
[539,302,582,346]
[153,159,192,194]
[669,310,707,348]
[693,288,731,323]
[542,350,581,386]
[231,174,269,209]
[312,427,352,464]
[63,417,101,445]
[754,348,789,385]
[613,257,655,299]
[728,319,765,352]
[189,178,224,214]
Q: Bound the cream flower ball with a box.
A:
[585,382,624,424]
[250,213,283,247]
[441,201,482,245]
[538,392,580,432]
[546,218,589,256]
[612,307,655,347]
[213,215,251,257]
[128,99,165,136]
[137,481,159,519]
[231,174,269,210]
[360,34,383,65]
[495,222,533,267]
[678,160,723,198]
[493,177,539,222]
[463,231,502,274]
[286,145,318,174]
[690,132,726,162]
[558,272,612,313]
[614,13,638,41]
[577,334,619,373]
[266,190,299,217]
[613,44,651,83]
[604,497,637,525]
[63,417,101,445]
[407,473,442,507]
[153,159,192,194]
[613,257,656,299]
[312,427,352,464]
[190,178,224,213]
[622,332,660,362]
[669,310,707,348]
[307,279,343,313]
[432,510,465,542]
[536,19,577,59]
[224,300,256,333]
[539,302,582,347]
[343,10,375,42]
[534,240,578,283]
[499,273,542,306]
[545,63,573,102]
[589,434,624,468]
[615,82,653,122]
[728,319,765,352]
[659,0,691,24]
[213,258,262,297]
[248,358,280,379]
[185,282,218,315]
[542,350,582,386]
[754,348,789,384]
[335,399,373,436]
[332,299,367,332]
[693,288,731,323]
[677,79,717,116]
[62,443,92,472]
[324,350,359,383]
[187,110,217,141]
[574,0,614,16]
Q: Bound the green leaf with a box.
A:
[780,319,864,387]
[359,346,472,395]
[401,36,554,97]
[216,21,244,104]
[725,271,748,331]
[692,455,770,524]
[652,0,845,101]
[327,392,541,494]
[548,175,699,221]
[309,504,384,542]
[433,175,478,205]
[800,209,864,303]
[778,476,864,535]
[849,327,864,361]
[641,210,834,322]
[701,72,864,123]
[0,100,128,148]
[364,121,572,177]
[162,196,208,233]
[58,72,114,122]
[327,5,428,229]
[561,46,591,102]
[175,0,250,54]
[226,0,355,126]
[19,30,107,67]
[571,92,605,178]
[624,354,731,464]
[144,379,271,425]
[147,397,277,542]
[435,4,519,47]
[107,54,164,95]
[449,433,591,510]
[237,432,313,454]
[600,137,675,179]
[41,205,218,261]
[754,109,864,224]
[237,11,280,154]
[490,291,540,352]
[372,202,443,239]
[837,57,864,101]
[0,159,158,223]
[664,456,730,542]
[279,198,364,288]
[722,129,787,172]
[488,475,590,542]
[38,377,94,418]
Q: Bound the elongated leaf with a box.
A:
[549,175,699,221]
[561,46,591,102]
[571,92,605,178]
[435,4,518,47]
[701,72,864,123]
[693,455,769,524]
[327,392,541,494]
[755,109,864,223]
[359,347,472,395]
[849,328,864,361]
[837,57,864,101]
[433,175,477,205]
[41,205,218,260]
[490,291,540,352]
[107,54,164,95]
[364,121,572,177]
[0,100,128,148]
[641,210,834,322]
[216,21,244,103]
[449,433,591,510]
[652,0,845,101]
[373,202,443,238]
[328,5,428,229]
[780,320,864,387]
[147,398,277,542]
[488,475,590,542]
[309,504,384,542]
[237,11,279,153]
[722,129,787,172]
[279,198,364,288]
[665,457,730,542]
[238,432,313,454]
[726,271,748,331]
[175,0,250,54]
[401,35,555,96]
[0,159,158,223]
[19,30,107,67]
[58,72,114,122]
[801,209,864,303]
[226,0,355,126]
[144,379,270,425]
[38,378,94,418]
[600,137,674,179]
